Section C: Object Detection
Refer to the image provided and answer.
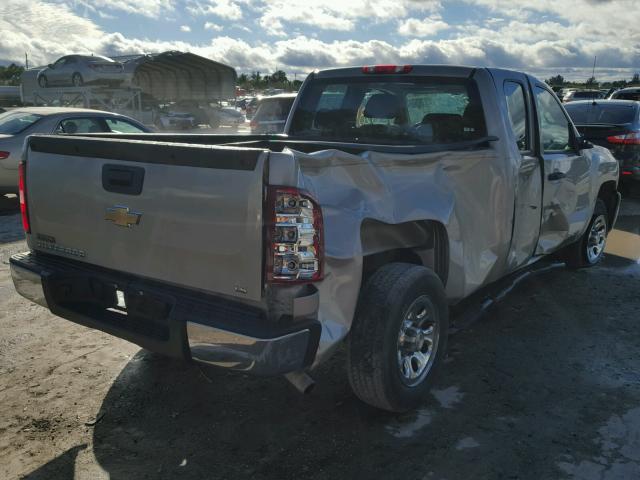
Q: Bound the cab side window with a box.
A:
[534,87,571,152]
[503,81,529,151]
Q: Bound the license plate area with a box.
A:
[47,274,174,341]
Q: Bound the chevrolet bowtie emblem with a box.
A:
[105,206,142,228]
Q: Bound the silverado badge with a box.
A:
[105,206,142,228]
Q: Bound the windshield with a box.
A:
[0,111,43,134]
[289,76,487,145]
[565,103,638,124]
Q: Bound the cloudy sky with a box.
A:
[2,0,639,81]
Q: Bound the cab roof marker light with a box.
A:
[362,65,413,74]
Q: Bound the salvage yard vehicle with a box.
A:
[0,107,149,194]
[37,55,126,88]
[565,100,640,183]
[11,65,620,412]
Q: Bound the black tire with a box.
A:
[347,263,449,412]
[562,199,609,269]
[38,75,48,88]
[72,73,83,87]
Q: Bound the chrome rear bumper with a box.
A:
[10,252,318,376]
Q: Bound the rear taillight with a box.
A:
[362,65,413,74]
[265,186,323,283]
[249,119,258,128]
[622,170,633,176]
[607,132,640,145]
[18,162,30,233]
[0,151,9,159]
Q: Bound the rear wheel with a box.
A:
[347,263,448,412]
[38,75,48,88]
[562,199,609,268]
[72,73,83,87]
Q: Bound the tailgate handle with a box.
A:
[102,164,145,195]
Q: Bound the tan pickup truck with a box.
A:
[12,65,620,411]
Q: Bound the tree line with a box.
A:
[0,64,24,86]
[237,70,303,91]
[546,73,640,89]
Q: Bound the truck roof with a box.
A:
[313,65,540,83]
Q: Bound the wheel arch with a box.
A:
[596,180,619,229]
[360,218,449,287]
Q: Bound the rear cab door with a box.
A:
[488,69,542,269]
[529,79,593,254]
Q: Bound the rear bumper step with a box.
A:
[10,252,319,376]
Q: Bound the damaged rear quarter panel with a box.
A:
[268,144,514,363]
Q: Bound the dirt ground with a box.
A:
[0,193,639,480]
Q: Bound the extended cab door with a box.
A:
[490,70,543,270]
[530,81,592,254]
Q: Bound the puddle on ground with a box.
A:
[455,436,480,450]
[431,386,464,409]
[558,407,640,479]
[385,408,434,439]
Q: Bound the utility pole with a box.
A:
[592,55,597,83]
[25,52,29,69]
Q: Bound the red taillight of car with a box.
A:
[249,119,258,129]
[265,186,323,283]
[607,132,640,145]
[362,65,413,74]
[0,151,10,159]
[18,162,30,233]
[621,170,633,176]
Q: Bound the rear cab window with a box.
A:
[289,75,487,146]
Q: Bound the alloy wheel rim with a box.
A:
[587,214,607,264]
[397,295,439,387]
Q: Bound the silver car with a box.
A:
[37,55,126,88]
[0,107,149,194]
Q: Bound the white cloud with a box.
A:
[180,25,192,32]
[258,0,442,36]
[188,0,243,20]
[398,16,449,37]
[62,0,174,18]
[1,0,638,83]
[204,22,223,31]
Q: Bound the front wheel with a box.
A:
[562,199,609,268]
[347,263,449,412]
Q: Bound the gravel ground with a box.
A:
[0,194,639,480]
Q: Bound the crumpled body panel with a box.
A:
[269,146,514,363]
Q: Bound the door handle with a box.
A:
[547,171,566,181]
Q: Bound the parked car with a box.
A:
[37,55,126,88]
[563,89,604,102]
[0,107,149,194]
[155,110,196,131]
[608,87,640,101]
[250,93,296,133]
[12,65,620,412]
[565,100,640,183]
[213,106,245,128]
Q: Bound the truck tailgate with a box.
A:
[25,136,267,302]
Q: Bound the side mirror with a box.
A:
[569,124,593,151]
[48,64,53,69]
[578,136,594,150]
